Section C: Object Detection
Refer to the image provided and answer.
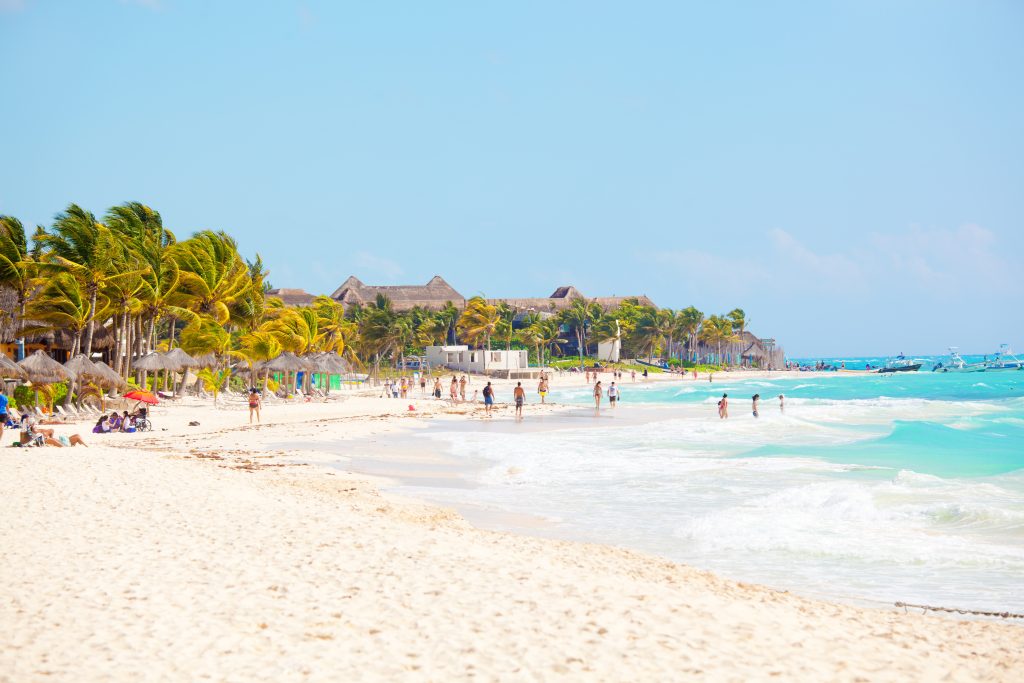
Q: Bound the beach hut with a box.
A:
[0,353,27,380]
[17,350,75,413]
[263,352,311,396]
[91,360,129,390]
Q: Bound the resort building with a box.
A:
[486,286,657,312]
[265,288,316,307]
[329,276,464,311]
[425,345,532,377]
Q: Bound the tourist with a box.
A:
[248,388,261,424]
[483,382,495,416]
[718,393,729,419]
[19,414,54,446]
[778,394,785,412]
[108,412,122,431]
[381,379,391,398]
[752,393,760,418]
[608,381,619,409]
[513,382,525,419]
[433,377,442,399]
[450,377,459,402]
[593,381,603,410]
[419,375,426,396]
[0,388,8,444]
[537,376,549,404]
[631,370,636,382]
[93,415,110,434]
[459,375,467,402]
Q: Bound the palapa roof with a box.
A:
[133,352,178,372]
[0,353,27,380]
[91,360,129,389]
[18,349,74,383]
[487,286,657,312]
[64,353,104,380]
[330,275,464,311]
[263,351,313,372]
[266,288,316,307]
[164,347,200,368]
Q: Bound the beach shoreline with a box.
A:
[2,384,1022,681]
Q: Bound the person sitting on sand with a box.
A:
[108,412,122,431]
[93,415,110,434]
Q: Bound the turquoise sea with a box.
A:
[405,363,1024,613]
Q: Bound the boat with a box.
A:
[984,345,1023,371]
[878,354,922,373]
[932,347,986,373]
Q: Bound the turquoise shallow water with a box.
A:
[401,367,1024,612]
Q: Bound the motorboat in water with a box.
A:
[879,354,922,373]
[984,345,1023,371]
[932,347,986,373]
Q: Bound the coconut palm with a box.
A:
[35,204,144,356]
[557,297,602,367]
[0,216,35,357]
[21,273,97,357]
[457,296,501,351]
[675,306,704,362]
[170,230,251,326]
[234,329,282,391]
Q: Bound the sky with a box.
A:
[2,1,1022,357]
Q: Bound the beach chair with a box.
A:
[55,405,76,420]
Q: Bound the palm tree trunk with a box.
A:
[84,287,98,357]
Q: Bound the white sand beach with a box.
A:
[2,378,1022,682]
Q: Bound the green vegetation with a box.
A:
[1,202,765,390]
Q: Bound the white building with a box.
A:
[425,345,530,376]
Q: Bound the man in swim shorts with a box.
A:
[608,381,619,408]
[483,382,495,416]
[537,377,548,403]
[513,382,525,419]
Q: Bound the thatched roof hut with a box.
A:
[91,360,129,390]
[192,353,221,369]
[134,352,178,372]
[64,354,103,381]
[1,287,116,351]
[18,350,74,383]
[329,275,464,312]
[263,351,312,373]
[0,353,27,380]
[164,347,200,368]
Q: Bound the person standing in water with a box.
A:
[513,382,526,419]
[607,381,619,409]
[778,394,785,412]
[483,381,495,416]
[752,393,760,418]
[718,393,729,419]
[593,381,603,411]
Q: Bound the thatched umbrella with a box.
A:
[192,353,221,369]
[263,351,311,395]
[164,347,201,393]
[92,360,129,390]
[64,353,103,380]
[0,353,27,380]
[134,352,176,372]
[18,350,74,413]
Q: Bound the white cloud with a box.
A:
[354,251,403,280]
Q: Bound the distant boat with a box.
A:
[984,345,1023,371]
[933,347,986,373]
[879,354,922,373]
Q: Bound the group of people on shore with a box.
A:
[92,409,147,434]
[1,390,88,447]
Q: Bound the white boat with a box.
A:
[932,347,986,373]
[985,345,1023,371]
[878,354,922,373]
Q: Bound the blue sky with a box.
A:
[2,1,1022,356]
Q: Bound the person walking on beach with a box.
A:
[419,375,426,396]
[631,370,636,382]
[752,393,760,418]
[513,382,526,419]
[483,382,495,416]
[537,376,549,403]
[608,381,619,409]
[0,388,8,444]
[459,375,467,402]
[593,381,603,411]
[718,393,729,419]
[450,377,459,402]
[248,388,262,424]
[433,377,442,399]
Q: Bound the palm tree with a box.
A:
[457,296,501,351]
[36,204,141,356]
[170,230,251,326]
[676,306,703,362]
[234,329,282,391]
[0,216,34,359]
[727,308,747,366]
[558,298,602,367]
[523,317,565,368]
